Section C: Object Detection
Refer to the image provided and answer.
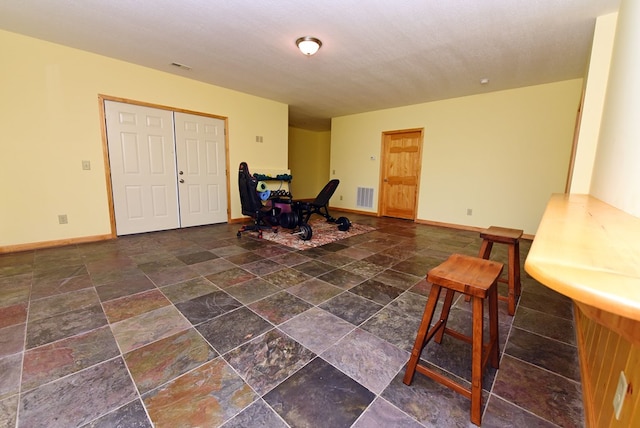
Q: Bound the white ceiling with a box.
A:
[0,0,620,131]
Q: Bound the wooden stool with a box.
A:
[476,226,522,316]
[403,253,503,426]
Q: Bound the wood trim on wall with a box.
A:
[0,234,113,254]
[415,218,535,241]
[1,205,537,253]
[98,96,118,239]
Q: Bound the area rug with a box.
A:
[261,217,375,250]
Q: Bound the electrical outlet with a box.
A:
[255,136,263,143]
[466,208,473,216]
[58,214,68,224]
[82,160,91,170]
[613,370,628,420]
[340,195,343,200]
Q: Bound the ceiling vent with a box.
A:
[171,62,192,71]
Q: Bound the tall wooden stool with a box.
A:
[477,226,522,316]
[403,253,503,426]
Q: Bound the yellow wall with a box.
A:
[331,79,582,235]
[288,127,331,199]
[571,13,618,194]
[0,30,288,249]
[590,0,640,217]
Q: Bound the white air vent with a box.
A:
[171,62,192,71]
[357,187,374,208]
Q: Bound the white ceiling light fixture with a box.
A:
[296,36,322,56]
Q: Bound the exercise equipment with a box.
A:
[236,162,278,239]
[237,162,350,241]
[258,189,271,201]
[336,216,351,231]
[278,179,351,240]
[256,181,268,192]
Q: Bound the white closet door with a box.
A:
[105,101,179,235]
[174,112,228,227]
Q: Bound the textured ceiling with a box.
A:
[0,0,620,131]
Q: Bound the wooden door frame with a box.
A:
[98,94,231,238]
[377,128,424,219]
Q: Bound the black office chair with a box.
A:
[237,162,278,238]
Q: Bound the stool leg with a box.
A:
[434,289,455,344]
[514,240,522,298]
[489,283,500,369]
[507,242,520,315]
[403,284,442,385]
[478,240,493,259]
[466,239,495,303]
[470,295,484,426]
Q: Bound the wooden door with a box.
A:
[174,112,227,227]
[379,129,423,219]
[105,101,180,235]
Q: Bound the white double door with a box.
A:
[105,101,227,235]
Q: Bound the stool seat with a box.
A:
[427,253,503,298]
[480,226,522,243]
[403,253,503,426]
[478,226,522,315]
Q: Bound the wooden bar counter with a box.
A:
[525,193,640,427]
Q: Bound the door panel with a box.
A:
[380,130,423,219]
[174,112,227,227]
[124,186,143,218]
[105,101,179,235]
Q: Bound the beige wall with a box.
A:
[590,0,640,217]
[0,30,288,249]
[288,127,331,199]
[571,13,618,194]
[331,79,583,235]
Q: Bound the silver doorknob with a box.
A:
[179,179,184,183]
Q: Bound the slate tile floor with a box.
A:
[0,215,582,427]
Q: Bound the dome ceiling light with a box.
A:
[296,37,322,56]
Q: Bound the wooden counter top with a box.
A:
[525,193,640,322]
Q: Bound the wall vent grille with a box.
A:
[356,187,374,208]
